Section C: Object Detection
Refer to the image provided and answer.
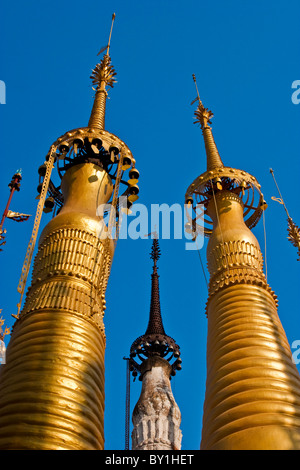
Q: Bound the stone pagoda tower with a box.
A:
[185,76,300,450]
[129,237,182,450]
[0,15,139,450]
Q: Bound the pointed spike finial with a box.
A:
[192,74,201,103]
[146,236,165,336]
[150,235,161,272]
[191,74,224,171]
[106,13,116,57]
[128,238,181,377]
[88,13,117,130]
[192,74,214,129]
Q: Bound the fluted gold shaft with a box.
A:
[202,126,224,170]
[0,163,114,450]
[88,88,107,130]
[201,191,300,450]
[0,311,105,450]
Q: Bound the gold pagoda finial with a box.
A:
[192,74,224,171]
[88,13,117,130]
[192,74,214,129]
[270,168,300,260]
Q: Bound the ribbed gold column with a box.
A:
[202,126,223,171]
[0,311,105,449]
[201,191,300,450]
[0,163,114,450]
[88,88,107,130]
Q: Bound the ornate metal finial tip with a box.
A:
[150,238,161,263]
[90,55,117,89]
[92,13,117,89]
[191,74,214,129]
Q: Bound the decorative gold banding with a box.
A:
[0,310,105,450]
[51,127,134,165]
[33,227,108,290]
[201,284,300,450]
[88,89,107,130]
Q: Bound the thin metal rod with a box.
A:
[262,203,268,282]
[0,187,15,230]
[192,73,201,103]
[106,13,116,56]
[195,239,208,288]
[210,180,230,273]
[15,148,56,318]
[124,357,130,450]
[0,173,21,231]
[270,168,290,218]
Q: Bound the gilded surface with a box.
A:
[0,16,137,450]
[0,163,113,449]
[188,84,300,449]
[201,191,300,450]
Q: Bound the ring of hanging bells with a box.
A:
[184,168,268,237]
[36,131,140,215]
[129,334,182,380]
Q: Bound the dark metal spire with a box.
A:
[129,238,181,380]
[145,238,166,336]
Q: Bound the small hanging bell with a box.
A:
[43,197,55,213]
[240,180,247,196]
[122,155,132,170]
[59,142,70,154]
[121,198,133,215]
[128,168,139,185]
[128,184,139,202]
[91,138,102,154]
[73,137,84,154]
[260,196,268,211]
[213,177,222,191]
[38,164,47,177]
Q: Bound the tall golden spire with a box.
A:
[88,13,117,130]
[186,75,265,237]
[0,14,139,450]
[185,78,300,450]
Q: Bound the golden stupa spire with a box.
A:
[88,13,117,130]
[192,74,224,171]
[185,81,300,450]
[0,13,139,451]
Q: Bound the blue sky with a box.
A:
[1,0,299,450]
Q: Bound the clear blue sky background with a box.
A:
[1,0,299,450]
